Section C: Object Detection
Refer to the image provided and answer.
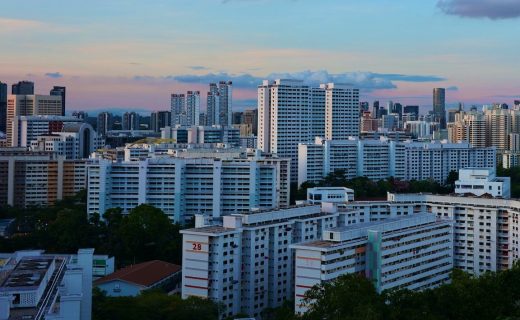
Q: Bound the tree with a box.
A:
[302,274,385,320]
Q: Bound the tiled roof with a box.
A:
[94,260,180,287]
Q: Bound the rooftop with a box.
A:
[94,260,181,288]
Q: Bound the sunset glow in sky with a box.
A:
[1,0,519,113]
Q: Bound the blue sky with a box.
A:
[0,0,519,113]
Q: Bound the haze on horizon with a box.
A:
[1,0,519,113]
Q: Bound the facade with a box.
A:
[96,112,113,137]
[122,112,140,130]
[186,91,200,126]
[0,149,87,207]
[298,137,496,186]
[95,260,180,297]
[181,205,340,318]
[87,155,290,223]
[433,88,446,129]
[455,168,510,198]
[29,122,100,159]
[0,248,93,320]
[9,115,85,147]
[258,79,360,182]
[171,93,186,126]
[307,187,354,204]
[49,86,66,116]
[150,110,172,133]
[0,82,6,134]
[6,95,63,146]
[11,81,34,95]
[292,214,453,314]
[162,125,240,146]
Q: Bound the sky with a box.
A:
[1,0,519,114]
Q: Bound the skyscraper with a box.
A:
[122,112,140,130]
[11,81,34,95]
[206,83,219,126]
[97,112,113,137]
[150,111,172,132]
[171,94,186,125]
[186,91,200,126]
[433,88,446,129]
[218,81,232,126]
[50,86,66,116]
[243,109,258,135]
[258,79,359,182]
[0,82,7,134]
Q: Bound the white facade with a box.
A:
[292,214,453,314]
[258,79,359,182]
[181,205,340,319]
[298,137,496,186]
[455,168,510,198]
[307,187,354,204]
[186,91,200,126]
[87,156,290,223]
[10,115,84,147]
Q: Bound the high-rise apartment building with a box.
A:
[0,149,87,207]
[97,112,113,137]
[0,82,7,134]
[486,108,513,152]
[243,108,258,135]
[171,93,186,125]
[258,79,360,182]
[87,155,290,223]
[150,110,172,132]
[323,83,360,140]
[11,80,34,95]
[186,91,200,126]
[50,86,66,116]
[6,94,62,146]
[206,83,219,126]
[433,88,446,129]
[298,137,496,186]
[218,81,232,126]
[122,112,140,130]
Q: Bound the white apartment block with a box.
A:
[292,214,453,314]
[455,168,510,198]
[258,79,359,182]
[181,205,340,319]
[87,156,290,223]
[298,137,496,186]
[0,248,94,320]
[10,115,84,147]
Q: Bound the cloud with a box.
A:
[167,70,446,91]
[45,72,63,78]
[0,18,43,31]
[188,66,210,70]
[437,0,520,19]
[447,86,459,91]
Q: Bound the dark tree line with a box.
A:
[295,170,459,201]
[0,190,182,267]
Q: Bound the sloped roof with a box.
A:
[94,260,181,287]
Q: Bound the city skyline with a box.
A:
[1,0,519,112]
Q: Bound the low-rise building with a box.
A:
[307,187,354,204]
[94,260,181,297]
[455,168,510,198]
